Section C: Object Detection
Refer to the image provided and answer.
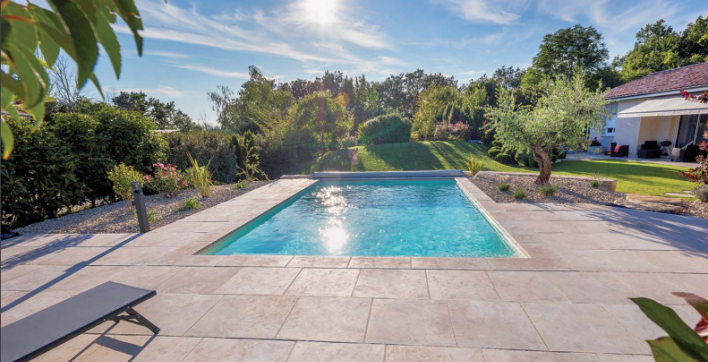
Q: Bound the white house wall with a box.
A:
[614,99,644,155]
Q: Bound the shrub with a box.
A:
[491,140,503,148]
[1,117,85,227]
[134,209,158,223]
[495,152,514,164]
[146,163,188,198]
[589,179,601,188]
[694,186,708,203]
[433,122,471,141]
[340,135,358,148]
[358,112,412,145]
[235,131,267,181]
[465,156,484,175]
[107,164,144,203]
[497,182,511,192]
[512,189,528,200]
[164,131,238,183]
[539,184,557,196]
[185,153,213,198]
[488,146,502,158]
[179,197,200,211]
[232,180,251,190]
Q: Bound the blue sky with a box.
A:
[84,0,706,122]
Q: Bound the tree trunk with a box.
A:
[531,145,552,185]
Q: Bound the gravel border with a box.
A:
[14,181,272,234]
[470,173,622,205]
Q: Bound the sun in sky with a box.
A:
[300,0,340,24]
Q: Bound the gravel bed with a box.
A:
[470,173,622,205]
[684,200,708,219]
[15,181,272,234]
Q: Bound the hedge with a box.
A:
[1,105,167,228]
[358,112,412,145]
[163,131,238,183]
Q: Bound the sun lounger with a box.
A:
[1,282,159,362]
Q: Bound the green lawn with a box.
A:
[300,141,696,196]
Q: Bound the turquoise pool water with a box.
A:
[203,180,521,257]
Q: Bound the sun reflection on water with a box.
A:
[315,186,351,253]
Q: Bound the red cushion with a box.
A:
[614,145,621,152]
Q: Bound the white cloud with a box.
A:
[119,0,401,77]
[144,50,191,59]
[432,0,529,24]
[459,70,488,76]
[175,65,251,79]
[120,85,191,98]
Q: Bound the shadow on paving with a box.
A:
[577,205,708,257]
[0,234,140,313]
[1,235,105,271]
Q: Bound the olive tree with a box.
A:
[485,72,608,184]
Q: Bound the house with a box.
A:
[597,61,708,160]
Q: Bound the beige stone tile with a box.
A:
[601,303,699,351]
[126,232,208,248]
[0,290,20,300]
[0,291,27,308]
[1,265,48,283]
[185,295,297,338]
[386,345,484,362]
[487,271,570,303]
[412,257,489,270]
[104,293,222,336]
[287,256,351,268]
[182,338,294,362]
[635,251,708,273]
[661,273,708,295]
[286,269,360,297]
[132,336,202,362]
[0,246,41,263]
[486,258,572,271]
[348,257,411,269]
[77,335,152,362]
[0,265,68,291]
[288,342,384,362]
[523,303,647,354]
[109,266,184,289]
[365,299,455,346]
[542,272,637,304]
[47,266,126,292]
[598,354,654,362]
[558,250,660,272]
[156,267,241,294]
[482,349,600,362]
[611,272,687,305]
[215,267,300,295]
[426,271,499,301]
[150,244,220,266]
[277,297,371,342]
[92,247,178,266]
[448,301,545,350]
[34,247,112,266]
[214,255,293,267]
[30,334,102,362]
[1,290,78,326]
[353,270,428,299]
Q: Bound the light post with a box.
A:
[131,181,150,233]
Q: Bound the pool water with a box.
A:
[203,180,522,257]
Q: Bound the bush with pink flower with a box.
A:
[145,162,188,198]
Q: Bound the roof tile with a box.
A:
[605,62,708,99]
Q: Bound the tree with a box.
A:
[290,91,350,153]
[485,72,608,184]
[526,25,618,90]
[617,17,708,82]
[49,56,82,111]
[111,91,150,114]
[1,0,144,159]
[492,66,525,89]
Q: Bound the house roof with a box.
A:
[605,62,708,100]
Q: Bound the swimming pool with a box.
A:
[202,180,524,257]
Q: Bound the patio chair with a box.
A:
[637,140,662,159]
[0,282,159,362]
[679,144,707,162]
[610,145,629,158]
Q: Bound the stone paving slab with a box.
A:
[1,178,707,361]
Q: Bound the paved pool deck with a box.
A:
[1,178,707,362]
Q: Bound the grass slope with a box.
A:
[301,141,695,196]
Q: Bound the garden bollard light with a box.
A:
[131,181,150,233]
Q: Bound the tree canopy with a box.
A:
[616,16,708,82]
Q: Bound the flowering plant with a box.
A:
[145,162,188,198]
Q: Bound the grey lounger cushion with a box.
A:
[1,282,157,362]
